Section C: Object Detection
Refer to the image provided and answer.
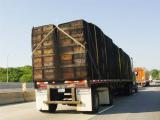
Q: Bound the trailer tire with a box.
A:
[49,104,57,113]
[125,84,132,96]
[92,89,99,113]
[48,89,58,113]
[108,88,113,105]
[135,87,138,93]
[145,82,150,87]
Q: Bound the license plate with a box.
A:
[58,88,65,93]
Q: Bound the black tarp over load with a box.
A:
[32,19,132,82]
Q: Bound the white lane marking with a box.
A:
[98,105,114,114]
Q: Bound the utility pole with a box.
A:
[6,55,9,83]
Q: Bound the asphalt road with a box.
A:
[0,87,160,120]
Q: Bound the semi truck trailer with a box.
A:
[32,20,136,113]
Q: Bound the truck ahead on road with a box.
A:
[32,20,137,113]
[133,67,150,87]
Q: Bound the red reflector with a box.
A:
[37,82,48,89]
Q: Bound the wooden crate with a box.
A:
[58,20,87,81]
[32,20,132,82]
[32,25,56,81]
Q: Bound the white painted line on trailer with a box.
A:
[98,105,114,114]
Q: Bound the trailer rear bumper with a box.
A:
[35,80,131,112]
[43,100,81,104]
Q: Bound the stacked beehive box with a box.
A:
[58,20,87,80]
[32,20,132,82]
[32,25,58,82]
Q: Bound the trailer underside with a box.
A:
[35,79,136,113]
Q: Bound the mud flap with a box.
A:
[76,88,92,111]
[35,89,49,111]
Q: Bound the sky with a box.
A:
[0,0,160,70]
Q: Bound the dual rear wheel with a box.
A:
[49,104,57,113]
[48,87,113,113]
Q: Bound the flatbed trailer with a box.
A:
[32,20,136,113]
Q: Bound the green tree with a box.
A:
[8,68,23,82]
[19,66,32,82]
[20,74,32,83]
[0,68,7,82]
[18,65,32,74]
[151,69,159,80]
[0,65,32,82]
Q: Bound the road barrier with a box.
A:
[0,92,24,105]
[0,90,35,105]
[23,90,35,102]
[0,82,34,89]
[0,82,35,105]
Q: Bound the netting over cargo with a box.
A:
[32,20,132,82]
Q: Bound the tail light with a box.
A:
[65,80,88,87]
[36,82,48,89]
